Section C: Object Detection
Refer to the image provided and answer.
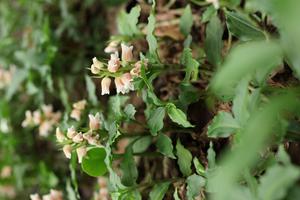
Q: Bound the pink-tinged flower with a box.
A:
[76,146,87,163]
[101,77,111,95]
[121,43,133,62]
[30,194,41,200]
[51,112,61,123]
[42,194,52,200]
[67,126,77,139]
[70,109,81,121]
[114,77,126,94]
[98,177,107,187]
[39,121,52,137]
[33,110,42,125]
[73,100,87,110]
[56,127,65,143]
[50,189,63,200]
[121,73,134,91]
[91,57,103,74]
[0,166,12,178]
[63,145,72,159]
[22,110,33,127]
[104,41,118,53]
[107,52,120,73]
[73,132,84,143]
[89,113,101,130]
[41,104,53,118]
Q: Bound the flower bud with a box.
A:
[101,77,111,95]
[104,41,118,53]
[121,43,133,62]
[76,146,87,163]
[30,194,41,200]
[63,145,72,159]
[73,132,84,143]
[89,113,101,130]
[107,52,120,73]
[73,100,87,110]
[56,127,65,143]
[91,57,103,74]
[70,109,81,121]
[67,126,77,139]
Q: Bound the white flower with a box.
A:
[121,43,133,62]
[206,0,219,9]
[63,145,72,159]
[76,146,87,163]
[73,100,87,110]
[121,73,134,91]
[114,77,126,94]
[91,57,103,74]
[104,41,119,53]
[39,121,52,137]
[56,127,65,143]
[22,110,33,127]
[41,104,53,118]
[70,109,81,121]
[107,52,120,73]
[30,193,41,200]
[72,132,84,143]
[50,189,63,200]
[33,110,42,125]
[1,166,12,178]
[67,126,77,139]
[101,77,111,95]
[42,194,52,200]
[89,113,101,130]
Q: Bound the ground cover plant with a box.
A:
[0,0,300,199]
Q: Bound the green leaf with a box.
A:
[225,10,265,41]
[81,147,107,177]
[120,147,138,186]
[179,83,200,109]
[5,68,27,100]
[109,95,129,120]
[124,104,136,120]
[166,103,194,128]
[207,111,239,138]
[85,75,97,106]
[132,136,152,153]
[258,164,300,200]
[117,5,141,36]
[66,179,77,200]
[201,5,217,23]
[207,142,216,169]
[173,188,181,200]
[180,48,199,82]
[148,107,165,136]
[193,157,205,176]
[176,139,192,176]
[186,174,206,200]
[146,12,159,61]
[180,4,193,36]
[156,133,175,159]
[211,41,282,99]
[149,182,170,200]
[204,15,223,67]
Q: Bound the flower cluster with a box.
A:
[90,43,148,95]
[70,99,87,121]
[22,105,61,137]
[94,177,109,200]
[56,113,101,163]
[30,189,63,200]
[0,66,14,89]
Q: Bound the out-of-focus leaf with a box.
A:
[117,5,141,36]
[66,179,77,200]
[132,136,152,153]
[5,68,27,100]
[173,188,181,200]
[207,142,216,169]
[81,147,107,177]
[258,164,300,200]
[211,41,282,99]
[156,133,175,159]
[204,15,223,67]
[186,174,206,200]
[201,5,217,23]
[85,75,97,106]
[149,182,170,200]
[176,139,192,176]
[207,111,239,138]
[124,104,136,120]
[180,5,193,36]
[166,103,194,128]
[225,10,265,41]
